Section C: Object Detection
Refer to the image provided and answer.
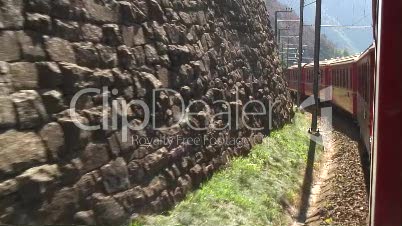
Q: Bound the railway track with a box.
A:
[303,114,370,226]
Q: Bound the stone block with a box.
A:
[59,62,93,94]
[141,72,162,89]
[144,44,159,65]
[0,31,21,61]
[132,46,146,66]
[57,109,92,156]
[25,0,51,14]
[0,96,16,129]
[168,45,191,66]
[96,44,118,68]
[73,42,100,68]
[11,90,48,129]
[118,1,136,25]
[38,187,79,224]
[37,62,63,89]
[80,143,110,173]
[0,0,23,29]
[54,19,81,41]
[81,24,103,43]
[9,62,39,90]
[26,13,52,34]
[148,0,165,23]
[17,31,47,61]
[143,147,169,175]
[148,175,167,195]
[100,157,130,194]
[83,0,119,24]
[102,24,122,46]
[39,122,65,160]
[92,193,129,226]
[45,37,76,63]
[16,164,61,201]
[0,179,17,197]
[0,130,47,177]
[127,160,145,184]
[113,186,145,213]
[74,210,96,225]
[74,171,102,203]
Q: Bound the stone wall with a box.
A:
[0,0,293,225]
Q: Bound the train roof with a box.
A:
[356,43,375,61]
[326,54,359,66]
[286,44,375,70]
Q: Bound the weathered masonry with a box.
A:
[0,0,293,225]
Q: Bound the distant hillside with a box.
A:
[286,0,373,53]
[265,0,349,64]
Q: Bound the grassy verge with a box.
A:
[134,112,321,226]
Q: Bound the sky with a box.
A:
[278,0,374,53]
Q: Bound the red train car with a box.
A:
[369,0,402,225]
[284,0,402,224]
[284,49,374,152]
[356,46,376,154]
[328,55,359,116]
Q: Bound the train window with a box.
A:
[341,69,345,88]
[310,70,312,83]
[337,69,340,87]
[337,69,339,87]
[362,67,364,96]
[359,65,363,96]
[306,71,308,83]
[366,62,369,101]
[333,70,336,86]
[335,70,338,87]
[340,69,345,87]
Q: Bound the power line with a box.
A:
[294,0,316,11]
[303,24,372,28]
[304,1,316,7]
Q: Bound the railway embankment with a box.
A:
[304,115,369,226]
[134,112,321,226]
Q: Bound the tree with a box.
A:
[342,49,350,57]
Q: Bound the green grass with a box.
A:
[134,112,321,226]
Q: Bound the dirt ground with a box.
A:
[294,112,370,226]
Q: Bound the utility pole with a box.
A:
[278,27,290,43]
[281,42,285,69]
[286,37,290,68]
[297,0,305,107]
[275,8,292,43]
[278,27,290,61]
[311,0,322,133]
